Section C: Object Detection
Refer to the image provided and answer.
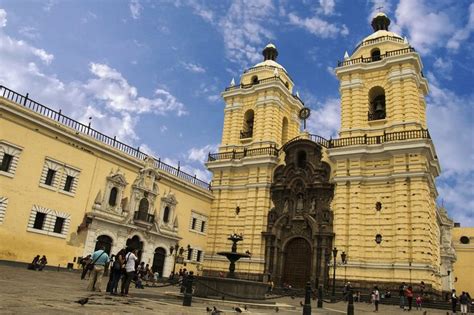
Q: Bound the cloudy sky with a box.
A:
[0,0,472,226]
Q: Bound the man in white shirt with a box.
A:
[120,249,138,297]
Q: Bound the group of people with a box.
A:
[27,255,48,271]
[81,246,156,297]
[451,289,471,315]
[398,282,422,311]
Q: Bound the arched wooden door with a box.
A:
[152,247,166,276]
[95,235,113,254]
[282,237,312,288]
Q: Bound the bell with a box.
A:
[374,100,385,112]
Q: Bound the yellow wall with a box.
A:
[452,227,474,294]
[0,97,212,273]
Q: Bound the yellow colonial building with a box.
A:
[452,226,474,294]
[0,12,467,297]
[0,86,213,276]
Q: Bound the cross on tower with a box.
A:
[376,6,384,12]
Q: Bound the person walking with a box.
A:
[406,286,414,311]
[87,246,109,292]
[399,282,407,309]
[460,291,468,315]
[121,249,138,297]
[451,289,458,314]
[373,286,380,312]
[80,255,92,280]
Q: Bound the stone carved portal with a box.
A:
[264,139,335,288]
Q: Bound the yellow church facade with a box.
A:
[0,12,466,296]
[0,87,213,276]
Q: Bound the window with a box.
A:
[0,197,8,224]
[191,217,197,230]
[371,48,381,61]
[251,75,259,84]
[45,169,56,186]
[189,211,208,234]
[241,110,254,139]
[138,198,149,213]
[200,221,206,233]
[53,217,65,234]
[108,187,118,206]
[0,141,22,177]
[33,212,46,230]
[281,117,289,145]
[196,250,202,262]
[27,205,70,238]
[297,151,307,168]
[187,248,193,261]
[163,206,170,223]
[460,236,470,244]
[368,86,386,121]
[63,176,74,192]
[0,154,13,172]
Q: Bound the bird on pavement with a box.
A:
[75,297,89,306]
[234,306,242,313]
[244,305,248,311]
[206,306,212,312]
[212,306,223,315]
[299,301,304,306]
[275,306,279,312]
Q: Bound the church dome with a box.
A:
[361,12,403,43]
[251,43,287,72]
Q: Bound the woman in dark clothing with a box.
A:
[110,250,125,295]
[406,286,414,311]
[451,289,458,314]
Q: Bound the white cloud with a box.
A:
[425,71,474,226]
[306,97,341,138]
[19,26,40,39]
[187,144,219,163]
[0,9,7,28]
[218,0,276,65]
[43,0,57,12]
[433,57,453,80]
[288,12,349,38]
[129,0,143,19]
[207,94,220,102]
[181,62,206,73]
[395,0,455,54]
[160,125,168,133]
[317,0,336,16]
[446,2,474,51]
[140,144,158,157]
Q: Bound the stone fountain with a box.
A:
[216,233,250,278]
[194,233,268,299]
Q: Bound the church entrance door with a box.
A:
[152,247,166,277]
[282,237,311,288]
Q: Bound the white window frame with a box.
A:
[0,196,8,224]
[189,210,208,235]
[0,140,23,178]
[26,205,71,238]
[39,157,80,196]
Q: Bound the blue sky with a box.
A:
[0,0,472,226]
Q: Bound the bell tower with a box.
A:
[205,44,304,279]
[330,13,443,292]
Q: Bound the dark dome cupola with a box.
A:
[371,12,390,31]
[262,43,278,61]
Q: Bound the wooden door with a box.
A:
[282,237,311,288]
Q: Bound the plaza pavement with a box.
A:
[0,264,453,315]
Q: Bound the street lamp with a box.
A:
[331,247,338,301]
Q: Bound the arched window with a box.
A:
[251,75,259,84]
[297,150,307,168]
[281,117,289,145]
[241,110,254,139]
[163,206,170,223]
[368,86,386,120]
[138,198,149,213]
[95,235,113,254]
[108,187,118,206]
[371,48,381,61]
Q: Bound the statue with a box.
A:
[296,194,304,213]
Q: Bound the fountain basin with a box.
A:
[194,276,268,300]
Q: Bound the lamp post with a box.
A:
[170,243,186,276]
[331,247,338,301]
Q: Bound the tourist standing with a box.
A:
[109,249,125,295]
[460,291,468,315]
[416,295,422,310]
[451,289,458,314]
[406,286,414,311]
[121,249,138,297]
[373,286,380,312]
[87,246,109,292]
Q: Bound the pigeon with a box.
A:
[75,297,89,306]
[275,306,279,312]
[212,306,223,315]
[300,301,304,306]
[244,305,248,311]
[206,306,212,312]
[234,306,242,313]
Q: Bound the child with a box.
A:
[416,295,422,310]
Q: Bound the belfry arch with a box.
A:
[263,139,334,288]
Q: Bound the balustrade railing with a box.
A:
[0,85,211,190]
[338,47,416,67]
[208,129,431,161]
[352,35,405,53]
